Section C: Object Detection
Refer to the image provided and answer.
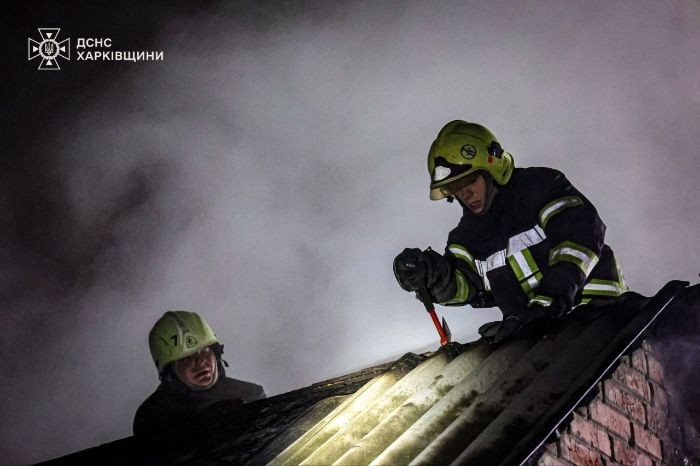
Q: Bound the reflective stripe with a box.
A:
[508,253,526,281]
[470,225,547,292]
[477,250,507,274]
[529,295,553,307]
[539,196,583,228]
[476,225,547,276]
[507,225,547,254]
[448,243,477,272]
[616,261,629,292]
[508,248,539,281]
[583,279,624,297]
[521,271,543,296]
[508,247,542,297]
[442,270,471,304]
[549,241,599,276]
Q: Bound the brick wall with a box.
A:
[538,341,699,466]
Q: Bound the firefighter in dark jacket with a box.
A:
[134,311,266,440]
[393,121,628,342]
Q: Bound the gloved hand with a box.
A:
[393,248,447,294]
[478,315,528,344]
[393,248,428,292]
[529,262,583,319]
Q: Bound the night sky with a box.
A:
[3,1,699,464]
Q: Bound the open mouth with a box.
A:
[468,201,482,211]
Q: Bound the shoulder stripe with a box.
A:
[539,196,583,228]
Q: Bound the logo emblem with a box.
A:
[185,335,199,349]
[460,144,477,160]
[28,28,70,70]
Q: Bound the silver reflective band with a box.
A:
[474,225,547,288]
[584,283,620,293]
[550,241,599,276]
[529,295,553,307]
[443,270,470,304]
[539,196,583,228]
[582,278,627,297]
[448,244,476,271]
[508,225,546,254]
[511,250,536,279]
[523,273,542,293]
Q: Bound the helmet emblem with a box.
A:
[434,165,451,181]
[185,334,199,348]
[460,144,477,160]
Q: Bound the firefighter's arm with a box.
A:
[439,244,494,307]
[393,246,491,307]
[532,168,606,312]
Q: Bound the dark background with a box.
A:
[3,1,699,464]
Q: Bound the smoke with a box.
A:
[2,0,699,463]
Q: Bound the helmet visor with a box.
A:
[437,172,482,197]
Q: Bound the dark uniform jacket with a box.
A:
[133,366,265,440]
[434,167,627,314]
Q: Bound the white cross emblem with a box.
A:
[28,28,70,71]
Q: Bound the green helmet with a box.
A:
[148,310,219,376]
[427,120,514,200]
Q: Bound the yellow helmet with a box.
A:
[148,311,219,376]
[427,120,514,200]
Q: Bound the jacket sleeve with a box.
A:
[534,168,606,291]
[426,232,493,307]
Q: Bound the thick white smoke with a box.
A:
[2,1,699,463]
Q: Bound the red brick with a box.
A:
[576,405,589,417]
[633,424,662,459]
[646,406,668,434]
[631,350,648,375]
[570,413,612,456]
[589,399,632,440]
[537,452,568,466]
[645,354,664,384]
[612,365,651,401]
[612,438,653,466]
[649,382,668,413]
[603,380,646,424]
[561,435,605,466]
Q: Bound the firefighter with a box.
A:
[133,311,265,440]
[393,121,628,342]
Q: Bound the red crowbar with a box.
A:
[418,287,451,346]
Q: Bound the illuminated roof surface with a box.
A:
[42,281,696,466]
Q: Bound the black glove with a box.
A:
[393,248,449,296]
[478,315,528,344]
[531,262,583,318]
[393,248,428,292]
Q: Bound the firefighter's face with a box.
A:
[174,346,218,388]
[451,173,488,214]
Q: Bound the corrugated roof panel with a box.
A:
[408,318,593,466]
[270,368,405,466]
[265,282,689,466]
[297,351,451,466]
